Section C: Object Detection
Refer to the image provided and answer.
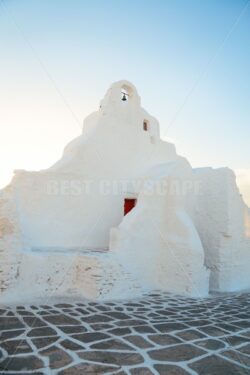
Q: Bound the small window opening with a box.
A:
[143,120,149,131]
[124,198,137,216]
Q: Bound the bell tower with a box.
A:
[99,80,141,115]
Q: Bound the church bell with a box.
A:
[122,93,127,101]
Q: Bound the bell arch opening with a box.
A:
[121,84,134,102]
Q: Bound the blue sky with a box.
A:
[0,0,249,201]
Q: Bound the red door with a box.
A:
[124,198,137,216]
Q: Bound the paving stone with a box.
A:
[220,349,250,367]
[27,326,57,337]
[241,330,250,338]
[0,355,44,371]
[0,339,32,355]
[30,305,39,310]
[237,343,250,355]
[43,314,80,326]
[149,344,206,361]
[37,310,51,315]
[58,363,118,374]
[105,312,131,320]
[38,310,59,315]
[231,320,250,329]
[90,323,114,331]
[75,308,89,315]
[81,314,113,323]
[221,335,250,346]
[234,313,249,319]
[186,319,211,327]
[90,338,133,350]
[154,322,188,333]
[148,334,182,346]
[62,308,75,313]
[58,325,87,334]
[133,325,156,334]
[23,316,47,327]
[176,329,206,341]
[124,335,154,348]
[115,319,146,327]
[195,338,225,350]
[16,310,35,316]
[54,304,73,308]
[155,309,177,316]
[108,327,131,336]
[40,345,73,369]
[148,312,165,318]
[199,325,229,337]
[0,317,24,330]
[86,307,98,313]
[94,305,111,312]
[72,332,110,343]
[78,350,144,366]
[32,336,60,349]
[154,364,190,374]
[189,354,250,375]
[215,323,242,332]
[0,329,25,341]
[6,311,15,317]
[130,367,154,374]
[60,339,85,351]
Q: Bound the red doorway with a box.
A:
[124,198,137,216]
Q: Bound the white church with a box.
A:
[1,80,250,303]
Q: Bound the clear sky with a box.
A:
[0,0,249,204]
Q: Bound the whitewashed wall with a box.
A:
[0,80,249,302]
[12,81,178,251]
[193,167,250,292]
[110,159,209,297]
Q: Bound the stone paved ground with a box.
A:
[0,292,250,374]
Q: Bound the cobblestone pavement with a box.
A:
[0,292,250,374]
